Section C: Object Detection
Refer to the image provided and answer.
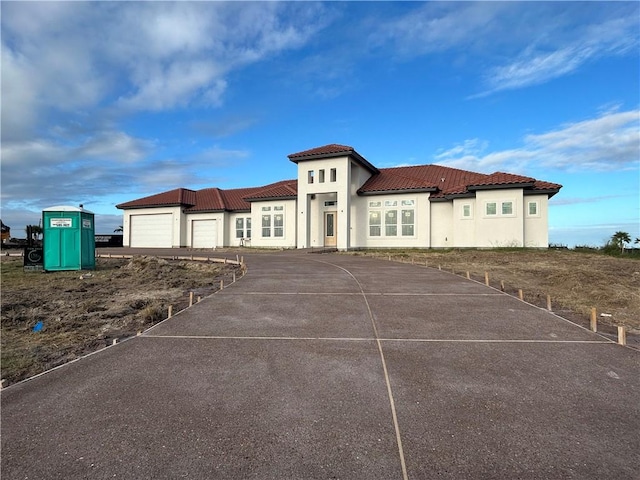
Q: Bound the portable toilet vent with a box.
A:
[42,205,95,271]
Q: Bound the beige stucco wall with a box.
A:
[430,202,453,248]
[250,199,297,248]
[474,189,524,247]
[452,198,476,247]
[296,156,371,250]
[352,193,430,249]
[523,194,549,247]
[225,212,252,247]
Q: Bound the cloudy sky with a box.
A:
[1,1,638,247]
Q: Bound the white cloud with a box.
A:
[479,15,639,96]
[434,109,640,173]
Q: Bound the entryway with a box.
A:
[324,211,337,247]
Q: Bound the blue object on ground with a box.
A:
[33,321,43,332]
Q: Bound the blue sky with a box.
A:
[2,1,638,247]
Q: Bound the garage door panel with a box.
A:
[130,214,172,248]
[192,220,217,248]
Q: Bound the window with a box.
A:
[324,201,337,207]
[369,198,415,237]
[236,217,251,239]
[528,201,538,216]
[319,169,325,183]
[236,218,244,239]
[486,200,516,217]
[261,206,284,237]
[385,210,397,236]
[262,214,271,237]
[308,170,314,184]
[401,209,414,236]
[369,211,381,236]
[330,168,337,182]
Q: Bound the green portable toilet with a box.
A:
[42,205,95,271]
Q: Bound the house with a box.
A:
[116,144,561,250]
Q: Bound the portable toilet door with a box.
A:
[43,206,95,271]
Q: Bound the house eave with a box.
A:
[117,203,183,210]
[289,150,379,175]
[468,182,535,191]
[245,195,297,203]
[358,187,437,196]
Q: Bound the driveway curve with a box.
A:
[2,250,638,479]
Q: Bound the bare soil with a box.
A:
[1,255,241,386]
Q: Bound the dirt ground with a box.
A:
[1,255,241,386]
[2,248,638,387]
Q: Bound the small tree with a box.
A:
[611,231,631,254]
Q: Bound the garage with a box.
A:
[191,219,217,248]
[130,214,173,248]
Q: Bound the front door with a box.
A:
[324,211,337,247]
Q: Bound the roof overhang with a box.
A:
[289,149,379,175]
[358,187,437,196]
[245,196,297,203]
[467,182,535,191]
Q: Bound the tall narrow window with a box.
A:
[274,213,284,237]
[330,168,337,182]
[246,218,252,238]
[235,218,244,239]
[528,202,538,216]
[308,170,314,184]
[463,205,471,218]
[262,214,271,237]
[401,209,414,236]
[319,169,325,183]
[385,210,397,236]
[369,211,381,236]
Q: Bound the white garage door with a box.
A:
[192,220,217,248]
[130,214,172,248]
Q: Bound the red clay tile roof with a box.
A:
[359,164,561,198]
[288,144,355,159]
[117,148,561,210]
[117,181,299,212]
[116,188,197,209]
[243,180,298,201]
[288,144,379,174]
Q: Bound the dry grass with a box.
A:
[1,255,240,386]
[345,249,640,333]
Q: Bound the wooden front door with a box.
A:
[324,211,337,247]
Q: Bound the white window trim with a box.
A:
[527,200,540,217]
[484,200,516,218]
[261,206,285,238]
[461,203,473,220]
[368,198,416,238]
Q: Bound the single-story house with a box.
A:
[116,144,561,250]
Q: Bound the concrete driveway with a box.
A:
[2,251,638,479]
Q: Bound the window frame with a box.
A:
[368,198,416,238]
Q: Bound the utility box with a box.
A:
[43,206,95,271]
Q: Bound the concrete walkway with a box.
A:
[2,251,639,479]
